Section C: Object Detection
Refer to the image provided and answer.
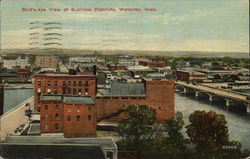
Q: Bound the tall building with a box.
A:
[34,72,97,138]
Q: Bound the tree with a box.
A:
[25,107,33,122]
[160,112,193,159]
[117,105,156,149]
[186,110,242,159]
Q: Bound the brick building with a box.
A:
[176,69,207,83]
[34,73,96,112]
[34,72,97,138]
[34,71,175,137]
[96,78,175,123]
[40,94,96,138]
[107,63,126,71]
[139,60,166,68]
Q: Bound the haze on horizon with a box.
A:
[0,0,249,53]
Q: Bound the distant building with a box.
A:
[118,55,135,66]
[1,136,117,159]
[107,63,126,71]
[176,69,207,83]
[139,60,166,68]
[3,56,30,69]
[17,68,30,78]
[35,55,58,68]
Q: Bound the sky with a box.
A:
[0,0,249,52]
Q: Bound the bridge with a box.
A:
[175,81,250,113]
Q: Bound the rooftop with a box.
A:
[99,82,146,96]
[40,94,95,104]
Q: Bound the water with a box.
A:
[3,88,34,113]
[175,93,250,150]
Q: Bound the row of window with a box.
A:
[38,80,89,87]
[44,123,59,130]
[43,115,92,122]
[96,96,146,99]
[37,88,89,95]
[43,105,92,112]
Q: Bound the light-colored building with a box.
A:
[35,55,58,68]
[3,56,30,69]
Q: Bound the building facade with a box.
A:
[40,94,96,138]
[34,73,96,112]
[35,55,58,67]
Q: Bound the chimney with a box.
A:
[69,68,76,75]
[93,65,97,75]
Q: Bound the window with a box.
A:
[85,80,89,86]
[55,123,59,130]
[73,80,76,86]
[85,88,88,94]
[55,113,59,120]
[77,115,80,121]
[44,124,48,130]
[55,105,59,111]
[68,88,71,94]
[63,88,66,94]
[77,107,80,112]
[73,89,76,94]
[55,80,58,86]
[107,152,113,159]
[68,107,71,112]
[45,105,48,110]
[54,89,58,94]
[47,80,51,86]
[88,115,91,120]
[78,81,82,86]
[67,116,71,121]
[63,80,66,86]
[37,107,41,112]
[45,113,48,119]
[159,107,161,110]
[37,93,41,102]
[68,80,71,86]
[78,89,82,95]
[88,107,91,112]
[38,81,41,86]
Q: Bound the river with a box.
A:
[3,88,34,113]
[175,93,250,150]
[3,89,250,150]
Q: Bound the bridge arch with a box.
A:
[196,91,211,101]
[175,85,185,92]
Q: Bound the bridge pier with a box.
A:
[195,91,198,97]
[183,88,187,93]
[247,104,250,114]
[226,100,230,108]
[209,95,213,102]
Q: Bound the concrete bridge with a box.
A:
[175,81,250,113]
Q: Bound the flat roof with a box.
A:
[3,136,116,149]
[34,72,96,77]
[40,94,95,104]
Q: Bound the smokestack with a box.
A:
[93,65,97,75]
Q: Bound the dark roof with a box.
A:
[40,94,62,101]
[40,95,95,104]
[1,143,105,159]
[3,136,116,149]
[109,82,145,96]
[63,95,95,104]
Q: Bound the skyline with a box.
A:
[0,0,249,53]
